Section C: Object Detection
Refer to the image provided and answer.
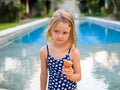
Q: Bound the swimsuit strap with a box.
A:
[47,45,71,56]
[46,45,49,56]
[68,48,71,54]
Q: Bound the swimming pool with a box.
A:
[0,18,120,90]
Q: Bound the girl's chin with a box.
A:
[55,41,65,45]
[55,42,64,45]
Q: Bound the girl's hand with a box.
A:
[62,66,74,79]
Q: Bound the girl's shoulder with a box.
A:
[70,47,80,59]
[70,47,80,54]
[40,45,47,51]
[40,45,47,58]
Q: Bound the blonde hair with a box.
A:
[46,9,76,47]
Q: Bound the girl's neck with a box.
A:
[50,41,70,49]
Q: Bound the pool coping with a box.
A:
[0,17,120,48]
[0,18,50,48]
[86,17,120,31]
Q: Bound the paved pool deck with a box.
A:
[0,18,50,48]
[0,17,120,48]
[0,17,119,37]
[86,17,120,31]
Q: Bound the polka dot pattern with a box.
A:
[47,46,77,90]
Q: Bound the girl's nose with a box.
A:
[58,33,63,38]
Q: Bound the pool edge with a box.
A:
[0,18,50,48]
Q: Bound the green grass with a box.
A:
[0,18,43,31]
[0,23,20,31]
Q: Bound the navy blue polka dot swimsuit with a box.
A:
[47,45,77,90]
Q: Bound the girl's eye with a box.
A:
[63,32,68,34]
[54,30,59,33]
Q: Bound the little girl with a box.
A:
[40,9,82,90]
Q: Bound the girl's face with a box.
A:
[51,22,71,45]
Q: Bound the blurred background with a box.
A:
[0,0,120,24]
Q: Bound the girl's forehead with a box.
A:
[55,22,70,27]
[52,24,71,32]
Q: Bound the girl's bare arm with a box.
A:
[40,46,48,90]
[63,47,82,82]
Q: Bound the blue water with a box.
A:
[76,21,120,44]
[0,19,120,90]
[15,20,120,45]
[15,24,48,45]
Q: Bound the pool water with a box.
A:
[76,20,120,44]
[0,19,120,90]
